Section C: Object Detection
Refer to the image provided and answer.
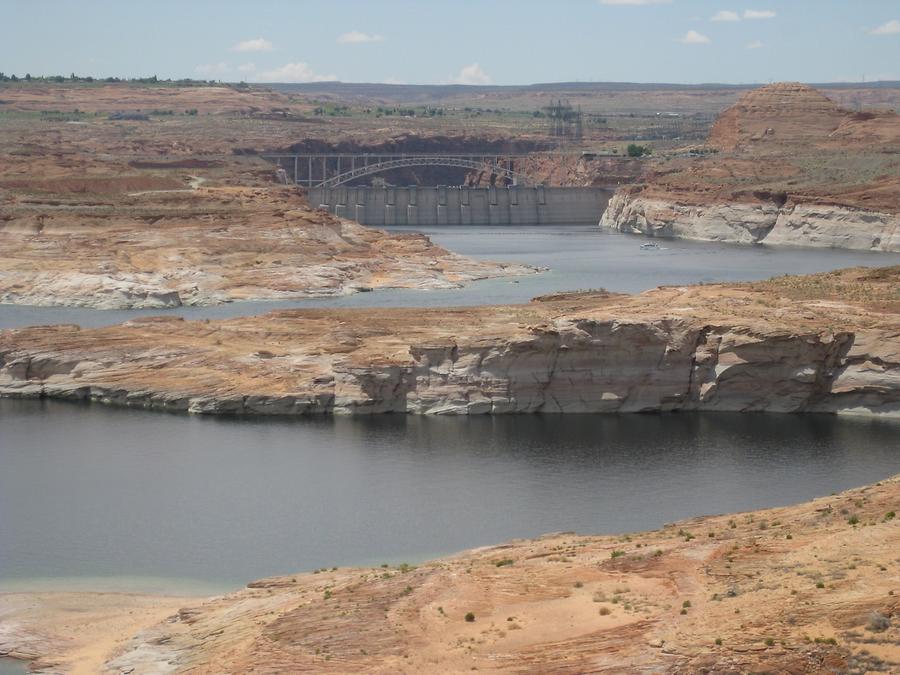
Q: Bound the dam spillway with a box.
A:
[307,185,612,226]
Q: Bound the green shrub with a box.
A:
[627,143,651,157]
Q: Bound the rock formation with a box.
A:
[602,83,900,251]
[0,186,533,309]
[2,267,897,417]
[602,193,900,250]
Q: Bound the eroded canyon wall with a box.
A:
[600,192,900,251]
[1,296,896,417]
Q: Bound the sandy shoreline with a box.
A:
[2,474,897,673]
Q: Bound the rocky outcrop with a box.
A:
[603,82,900,249]
[707,82,849,152]
[2,267,897,417]
[601,192,900,251]
[0,187,534,309]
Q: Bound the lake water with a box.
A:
[1,399,898,593]
[2,225,898,330]
[1,225,899,597]
[0,660,25,675]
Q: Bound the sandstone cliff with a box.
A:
[2,267,897,417]
[602,83,900,251]
[601,192,900,251]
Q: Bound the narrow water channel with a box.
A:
[2,225,897,329]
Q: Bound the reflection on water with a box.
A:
[1,399,897,591]
[2,225,898,329]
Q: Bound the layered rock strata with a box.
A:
[1,267,897,417]
[601,83,900,251]
[0,187,533,309]
[601,193,900,251]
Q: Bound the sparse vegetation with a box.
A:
[626,143,652,157]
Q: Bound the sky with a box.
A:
[2,0,899,85]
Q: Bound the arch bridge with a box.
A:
[261,152,537,188]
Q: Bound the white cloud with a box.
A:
[599,0,671,5]
[194,62,229,75]
[382,76,406,85]
[711,10,740,22]
[237,63,256,73]
[337,30,385,44]
[231,38,273,53]
[746,40,764,49]
[257,62,337,83]
[870,19,900,35]
[452,63,492,85]
[743,9,776,19]
[678,29,710,44]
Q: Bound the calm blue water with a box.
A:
[1,225,897,329]
[0,225,898,597]
[1,399,897,593]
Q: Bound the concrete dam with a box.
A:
[307,185,612,226]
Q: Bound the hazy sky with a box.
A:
[3,0,899,85]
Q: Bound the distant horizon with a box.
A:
[3,75,900,89]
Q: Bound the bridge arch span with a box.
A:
[319,156,532,188]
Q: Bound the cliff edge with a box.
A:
[2,266,897,417]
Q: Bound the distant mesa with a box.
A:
[710,82,855,151]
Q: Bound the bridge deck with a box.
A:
[261,152,585,188]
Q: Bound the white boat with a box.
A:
[640,242,661,250]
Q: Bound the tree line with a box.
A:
[0,73,218,86]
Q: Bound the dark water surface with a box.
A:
[1,399,897,593]
[2,225,898,330]
[1,226,899,595]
